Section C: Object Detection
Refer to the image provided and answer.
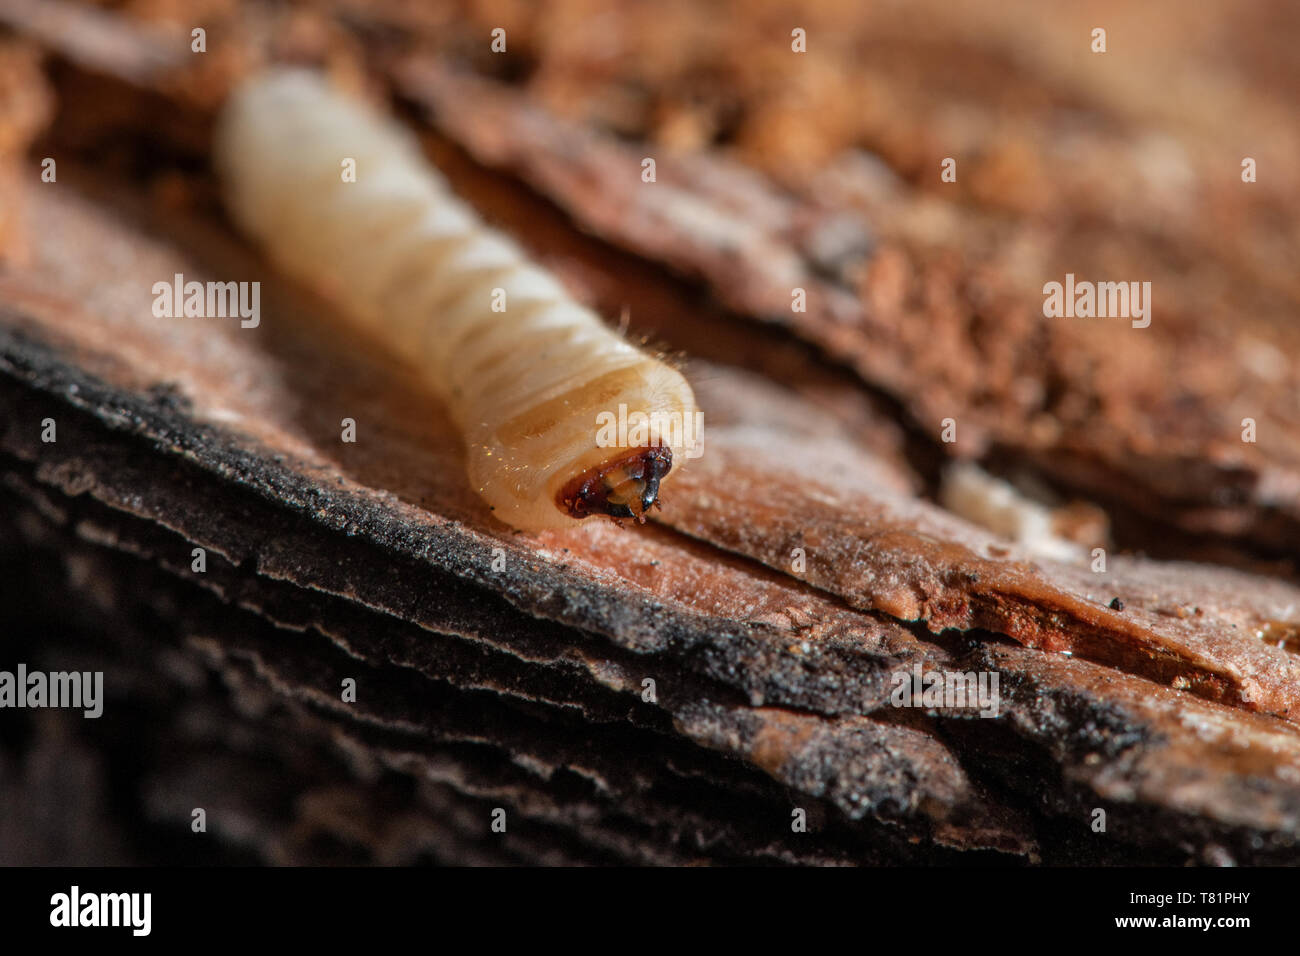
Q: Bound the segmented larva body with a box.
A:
[215,70,697,531]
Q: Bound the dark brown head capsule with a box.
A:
[557,445,673,522]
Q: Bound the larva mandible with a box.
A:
[214,70,699,532]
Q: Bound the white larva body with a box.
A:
[214,70,698,530]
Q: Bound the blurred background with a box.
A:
[1,0,1298,865]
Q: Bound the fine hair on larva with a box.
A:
[214,69,699,531]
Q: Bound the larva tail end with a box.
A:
[557,446,672,523]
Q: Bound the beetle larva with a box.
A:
[214,69,699,531]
